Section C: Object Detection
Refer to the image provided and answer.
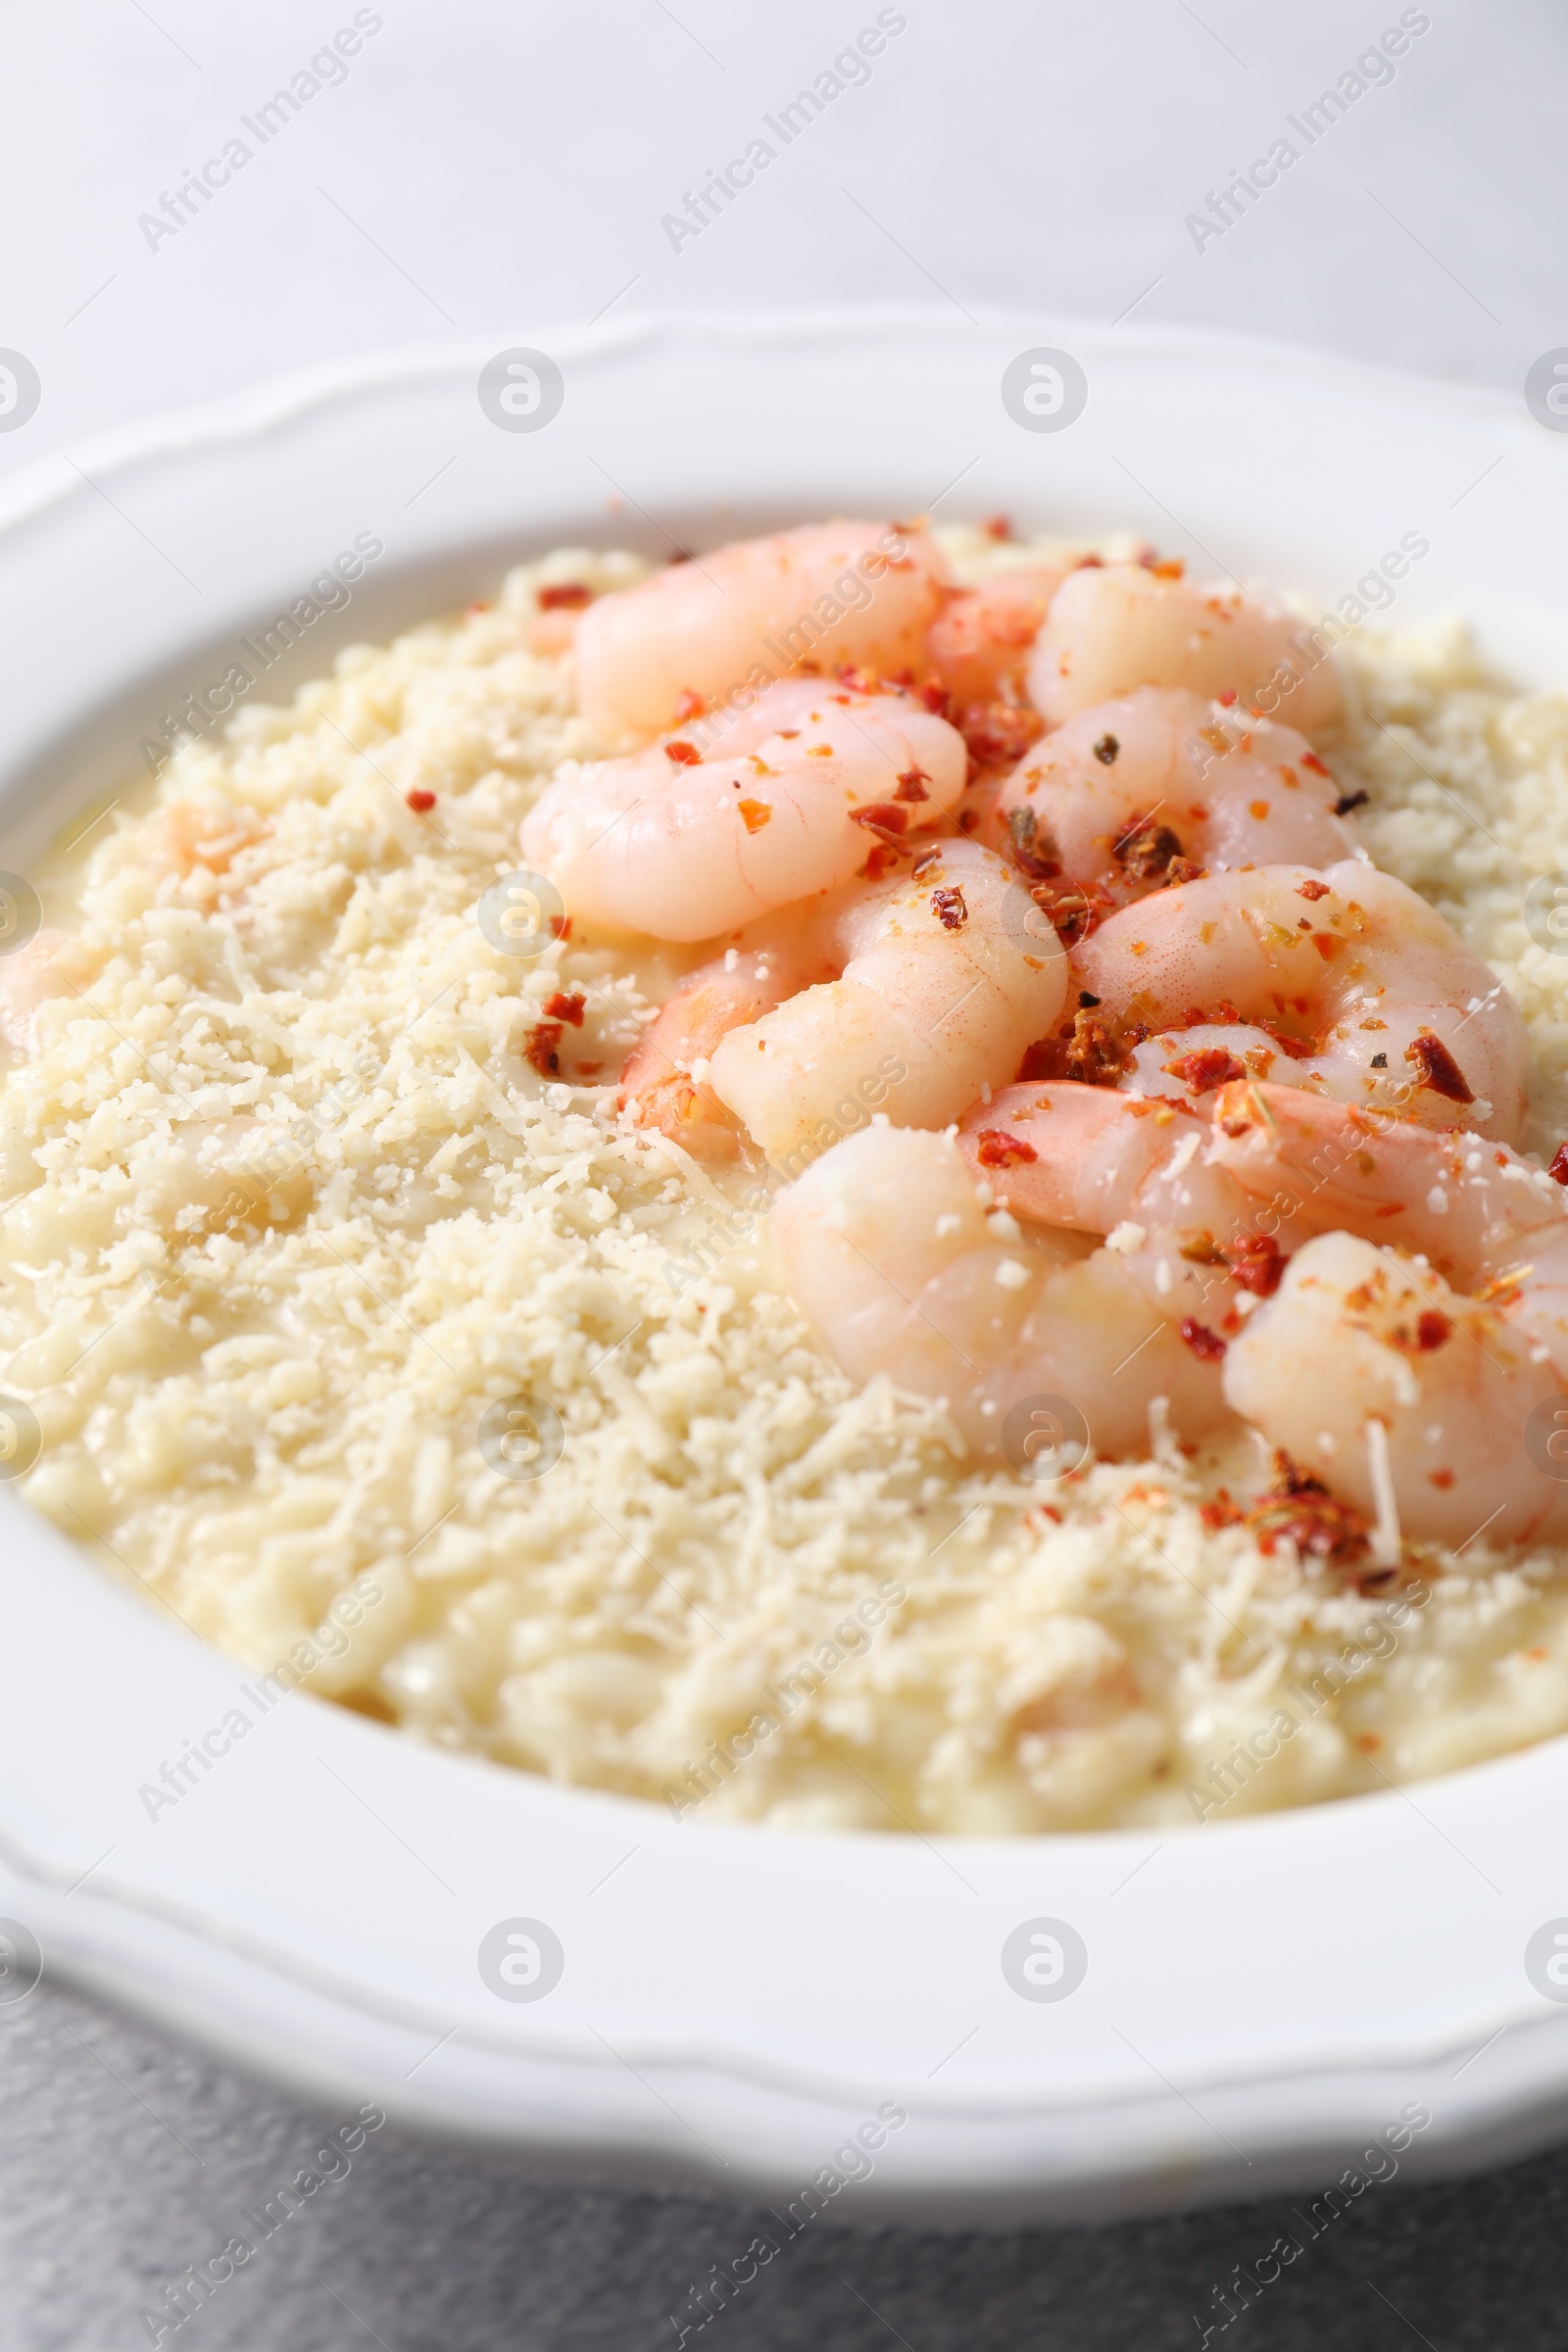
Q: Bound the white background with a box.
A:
[2,3,1565,2347]
[1,0,1562,498]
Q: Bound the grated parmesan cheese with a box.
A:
[4,530,1568,1833]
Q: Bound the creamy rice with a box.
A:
[5,528,1568,1834]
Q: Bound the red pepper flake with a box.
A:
[1200,1490,1245,1532]
[1551,1144,1568,1185]
[672,688,708,722]
[850,802,909,836]
[1300,752,1331,776]
[894,767,931,802]
[737,799,772,834]
[958,701,1045,768]
[982,513,1013,540]
[1405,1031,1474,1104]
[1113,817,1183,879]
[664,739,702,766]
[405,788,436,812]
[1244,1451,1370,1564]
[1018,1008,1127,1087]
[1164,1048,1246,1093]
[542,990,585,1027]
[1429,1468,1454,1489]
[1416,1310,1451,1350]
[1296,877,1331,901]
[1028,880,1114,950]
[975,1129,1038,1168]
[1151,558,1185,580]
[1223,1232,1284,1296]
[548,913,571,942]
[538,582,592,610]
[1248,799,1270,820]
[524,1021,564,1076]
[1310,931,1342,962]
[1179,1317,1226,1361]
[859,843,902,880]
[918,679,952,718]
[1005,804,1061,882]
[931,886,968,931]
[1255,1021,1314,1061]
[1063,1008,1126,1084]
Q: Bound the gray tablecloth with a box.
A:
[6,1975,1566,2349]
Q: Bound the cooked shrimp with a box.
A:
[618,942,820,1162]
[1204,1085,1568,1543]
[1117,1023,1294,1109]
[959,1082,1314,1252]
[0,930,103,1054]
[573,520,951,743]
[520,676,966,944]
[769,1121,1233,1461]
[956,1081,1316,1349]
[709,840,1067,1167]
[1209,1080,1568,1354]
[927,567,1065,707]
[988,688,1362,902]
[1028,564,1344,735]
[1073,861,1529,1145]
[1223,1230,1568,1546]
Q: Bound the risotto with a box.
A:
[4,523,1568,1834]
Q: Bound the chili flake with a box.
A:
[1223,1232,1284,1296]
[1164,1047,1247,1092]
[958,701,1044,768]
[524,1021,564,1076]
[975,1130,1038,1168]
[1244,1452,1369,1564]
[1114,818,1183,881]
[1405,1031,1473,1104]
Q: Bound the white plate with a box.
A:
[1,310,1566,2228]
